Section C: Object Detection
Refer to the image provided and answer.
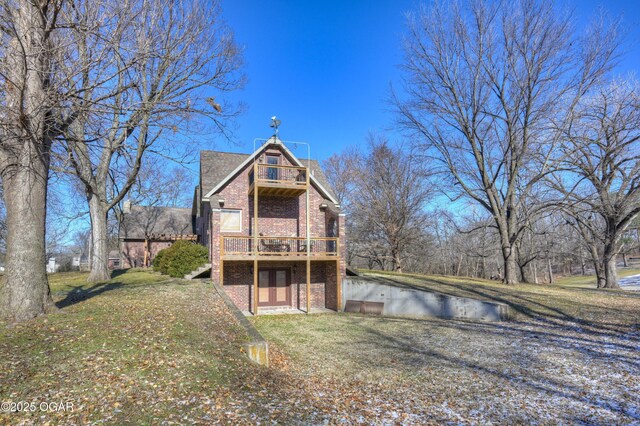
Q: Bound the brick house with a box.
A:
[195,137,346,314]
[120,205,197,268]
[120,136,346,314]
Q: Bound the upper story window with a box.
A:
[221,209,242,232]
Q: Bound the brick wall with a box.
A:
[209,148,334,245]
[221,260,338,312]
[205,144,345,311]
[121,240,173,268]
[223,261,252,311]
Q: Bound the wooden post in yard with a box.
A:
[143,237,149,267]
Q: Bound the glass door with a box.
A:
[258,268,290,307]
[266,155,279,181]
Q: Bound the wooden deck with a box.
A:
[222,254,339,261]
[248,163,308,197]
[221,236,339,260]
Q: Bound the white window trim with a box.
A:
[220,209,243,233]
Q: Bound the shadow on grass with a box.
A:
[55,281,125,308]
[110,269,129,279]
[359,324,640,422]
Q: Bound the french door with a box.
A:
[258,268,290,307]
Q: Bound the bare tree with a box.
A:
[109,163,195,254]
[57,0,244,281]
[323,147,358,209]
[395,0,619,284]
[0,182,5,256]
[0,1,65,321]
[551,81,640,288]
[350,134,433,272]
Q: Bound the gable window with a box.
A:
[221,209,242,232]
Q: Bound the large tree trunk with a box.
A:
[87,194,110,282]
[504,254,518,284]
[0,2,54,322]
[501,243,519,285]
[600,246,619,289]
[497,213,519,285]
[0,142,53,321]
[391,247,403,273]
[588,244,606,288]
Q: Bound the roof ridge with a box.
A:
[131,205,191,210]
[200,149,251,156]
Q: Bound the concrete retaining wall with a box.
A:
[212,282,269,366]
[343,276,511,322]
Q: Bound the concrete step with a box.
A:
[184,263,212,280]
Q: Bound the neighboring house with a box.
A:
[108,250,122,270]
[72,254,90,271]
[119,205,196,268]
[120,136,346,315]
[46,257,59,273]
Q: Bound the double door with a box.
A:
[258,268,290,306]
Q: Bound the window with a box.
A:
[221,209,242,232]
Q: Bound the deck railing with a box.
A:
[221,236,338,257]
[249,164,307,187]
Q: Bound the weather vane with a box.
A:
[270,116,281,138]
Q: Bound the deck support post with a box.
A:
[306,259,311,314]
[253,259,258,315]
[253,162,259,316]
[336,259,341,312]
[305,160,311,314]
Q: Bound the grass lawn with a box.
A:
[0,270,318,424]
[254,271,640,424]
[1,269,639,424]
[555,267,640,288]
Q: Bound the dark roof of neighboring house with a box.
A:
[199,148,338,203]
[120,205,194,239]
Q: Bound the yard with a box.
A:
[253,272,640,424]
[0,270,315,424]
[0,269,638,424]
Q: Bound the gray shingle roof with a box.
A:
[199,147,338,203]
[200,151,248,197]
[120,206,194,239]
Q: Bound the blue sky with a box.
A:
[214,0,640,162]
[54,0,640,244]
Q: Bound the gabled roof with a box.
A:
[200,151,248,198]
[120,205,194,239]
[200,138,338,205]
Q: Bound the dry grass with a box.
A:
[555,267,640,288]
[2,269,638,424]
[0,271,320,424]
[254,271,640,424]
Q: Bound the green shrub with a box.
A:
[153,240,209,278]
[153,249,167,273]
